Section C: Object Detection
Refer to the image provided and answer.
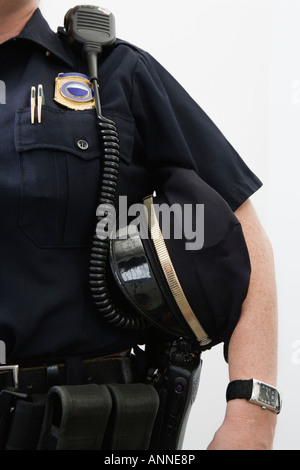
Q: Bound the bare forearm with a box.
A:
[208,199,278,450]
[228,199,278,385]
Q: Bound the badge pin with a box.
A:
[54,73,95,110]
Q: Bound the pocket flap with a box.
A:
[15,106,134,164]
[15,106,103,160]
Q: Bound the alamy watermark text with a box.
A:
[96,196,204,251]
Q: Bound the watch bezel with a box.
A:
[249,379,281,414]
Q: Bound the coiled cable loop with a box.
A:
[89,114,146,330]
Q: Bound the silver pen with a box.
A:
[38,84,44,124]
[30,86,36,124]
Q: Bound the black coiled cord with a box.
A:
[89,113,146,330]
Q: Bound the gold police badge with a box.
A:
[54,72,95,110]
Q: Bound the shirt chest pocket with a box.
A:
[15,106,133,248]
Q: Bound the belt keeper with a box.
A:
[65,357,82,385]
[46,365,60,390]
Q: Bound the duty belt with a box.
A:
[0,352,158,451]
[0,339,202,450]
[0,352,135,394]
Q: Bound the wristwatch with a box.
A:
[226,379,281,414]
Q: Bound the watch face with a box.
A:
[258,383,277,406]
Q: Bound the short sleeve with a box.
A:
[131,51,262,211]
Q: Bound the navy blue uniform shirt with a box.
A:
[0,9,262,364]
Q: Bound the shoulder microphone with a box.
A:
[64,5,116,49]
[64,5,116,114]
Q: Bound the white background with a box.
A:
[39,0,300,450]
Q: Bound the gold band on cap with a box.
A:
[143,195,211,346]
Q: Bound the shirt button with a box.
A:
[77,139,89,150]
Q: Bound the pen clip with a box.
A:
[31,86,36,124]
[38,84,44,124]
